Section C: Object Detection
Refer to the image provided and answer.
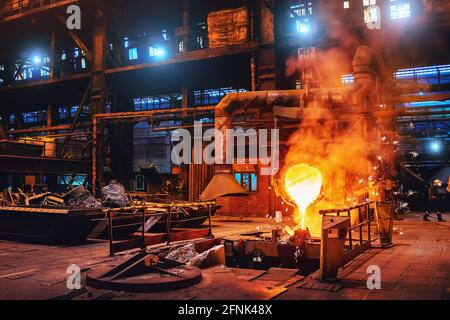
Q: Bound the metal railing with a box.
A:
[104,201,215,256]
[319,201,376,281]
[320,201,375,257]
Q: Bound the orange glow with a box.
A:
[284,163,323,235]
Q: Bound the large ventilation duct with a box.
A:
[199,90,304,201]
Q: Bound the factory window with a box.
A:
[234,173,258,192]
[0,65,4,86]
[128,48,138,60]
[195,22,208,49]
[363,0,376,6]
[390,2,411,20]
[394,65,450,85]
[58,175,87,187]
[22,110,47,124]
[364,5,379,23]
[342,74,355,84]
[149,46,165,57]
[60,47,89,72]
[194,87,247,106]
[70,105,90,118]
[58,107,69,119]
[178,41,184,53]
[58,105,90,120]
[343,1,350,9]
[161,29,169,41]
[134,94,183,111]
[13,54,50,82]
[290,2,313,34]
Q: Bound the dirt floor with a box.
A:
[0,213,448,300]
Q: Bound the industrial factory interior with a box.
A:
[0,0,449,305]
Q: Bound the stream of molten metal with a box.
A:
[283,163,323,236]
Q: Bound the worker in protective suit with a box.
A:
[424,179,445,222]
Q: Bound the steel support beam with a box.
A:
[56,14,94,64]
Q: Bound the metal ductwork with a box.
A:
[199,90,304,201]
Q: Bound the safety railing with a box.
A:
[319,201,376,281]
[320,201,375,252]
[104,201,215,256]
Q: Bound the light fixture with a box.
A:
[32,56,42,65]
[430,141,441,153]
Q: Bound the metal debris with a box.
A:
[165,244,198,264]
[164,243,225,267]
[63,186,102,209]
[101,181,131,208]
[188,245,225,267]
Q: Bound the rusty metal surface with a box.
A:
[86,252,203,293]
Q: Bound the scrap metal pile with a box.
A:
[0,180,131,209]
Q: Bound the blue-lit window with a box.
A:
[342,74,355,84]
[194,87,247,106]
[364,5,379,23]
[161,29,169,41]
[124,37,129,48]
[23,110,47,124]
[0,65,4,86]
[149,46,165,57]
[390,2,411,20]
[394,65,450,85]
[363,0,376,6]
[129,48,138,60]
[58,175,87,186]
[178,41,184,53]
[290,2,313,34]
[234,172,258,192]
[134,94,182,111]
[58,107,69,119]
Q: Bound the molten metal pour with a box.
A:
[278,163,324,238]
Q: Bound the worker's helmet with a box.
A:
[433,179,442,186]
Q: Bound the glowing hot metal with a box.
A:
[283,163,323,235]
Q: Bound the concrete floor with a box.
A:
[0,213,448,300]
